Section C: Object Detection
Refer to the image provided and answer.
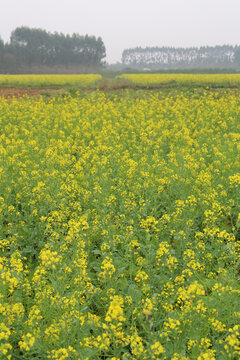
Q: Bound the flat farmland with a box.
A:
[0,75,240,359]
[0,74,102,87]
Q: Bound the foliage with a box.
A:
[122,46,240,69]
[0,81,240,359]
[0,38,4,63]
[0,27,106,73]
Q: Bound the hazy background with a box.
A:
[1,0,240,63]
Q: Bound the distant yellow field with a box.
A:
[118,73,240,84]
[0,74,102,87]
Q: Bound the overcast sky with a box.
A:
[1,0,240,63]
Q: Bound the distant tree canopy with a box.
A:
[0,38,4,61]
[0,27,106,73]
[122,46,240,69]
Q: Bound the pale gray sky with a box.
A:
[1,0,240,63]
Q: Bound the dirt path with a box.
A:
[0,88,62,98]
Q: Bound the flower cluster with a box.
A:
[0,82,240,358]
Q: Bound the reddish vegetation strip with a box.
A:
[0,88,60,98]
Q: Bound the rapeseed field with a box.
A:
[0,74,101,87]
[119,73,240,86]
[0,85,240,359]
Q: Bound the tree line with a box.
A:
[0,27,106,73]
[122,46,240,69]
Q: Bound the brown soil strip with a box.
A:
[0,88,62,99]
